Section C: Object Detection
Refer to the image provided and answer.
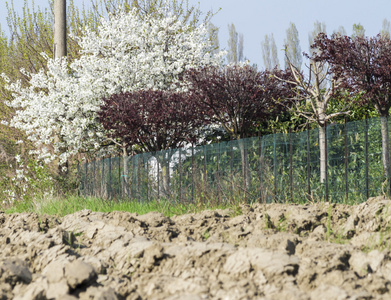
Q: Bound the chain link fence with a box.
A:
[78,116,390,204]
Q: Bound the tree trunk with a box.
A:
[238,139,251,192]
[162,153,171,197]
[122,146,129,196]
[54,0,67,58]
[319,124,327,183]
[380,116,391,181]
[155,152,171,198]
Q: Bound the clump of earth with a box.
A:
[1,196,391,299]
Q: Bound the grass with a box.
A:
[1,193,242,218]
[3,191,391,253]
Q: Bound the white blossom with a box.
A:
[3,7,225,164]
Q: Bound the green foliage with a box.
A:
[0,156,56,207]
[327,91,378,124]
[352,23,365,38]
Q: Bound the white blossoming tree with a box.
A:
[3,7,224,168]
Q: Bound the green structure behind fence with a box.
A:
[79,116,390,203]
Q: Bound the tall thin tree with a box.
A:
[262,34,280,70]
[261,34,271,70]
[352,23,365,38]
[208,22,220,55]
[381,18,391,39]
[227,23,244,64]
[333,26,347,37]
[270,33,279,69]
[284,22,302,70]
[308,21,326,54]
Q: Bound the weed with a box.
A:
[276,215,288,232]
[326,204,332,242]
[202,229,211,240]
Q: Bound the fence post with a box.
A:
[178,148,182,203]
[157,153,160,201]
[85,160,88,197]
[273,131,277,202]
[145,153,149,202]
[77,161,81,197]
[230,139,234,197]
[101,158,104,198]
[108,156,112,199]
[325,121,329,202]
[118,156,121,199]
[389,115,391,197]
[344,117,349,202]
[243,137,248,201]
[131,153,134,201]
[258,132,263,203]
[307,123,311,200]
[365,115,369,200]
[216,142,220,203]
[138,155,142,201]
[191,145,194,202]
[289,128,293,203]
[203,142,207,201]
[93,159,96,197]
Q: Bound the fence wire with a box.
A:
[79,116,391,204]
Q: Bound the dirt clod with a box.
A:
[1,198,391,299]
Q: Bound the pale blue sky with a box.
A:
[1,0,391,68]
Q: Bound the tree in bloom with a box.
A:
[98,89,205,195]
[183,64,294,189]
[2,6,224,167]
[312,33,391,180]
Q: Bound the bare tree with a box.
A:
[275,53,349,183]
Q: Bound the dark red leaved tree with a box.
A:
[98,89,205,195]
[183,64,294,189]
[312,33,391,179]
[184,65,293,139]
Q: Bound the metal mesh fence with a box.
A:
[78,116,391,204]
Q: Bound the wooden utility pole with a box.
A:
[54,0,67,176]
[54,0,67,58]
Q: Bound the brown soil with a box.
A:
[1,196,391,299]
